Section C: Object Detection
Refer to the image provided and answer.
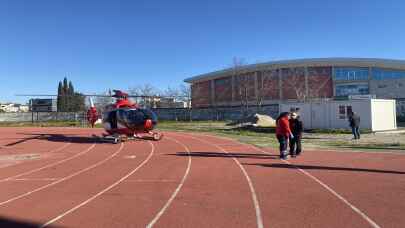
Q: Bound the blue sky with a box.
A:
[1,0,405,103]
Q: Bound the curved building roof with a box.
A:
[184,57,405,83]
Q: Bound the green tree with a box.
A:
[57,77,85,112]
[68,81,75,111]
[72,93,85,112]
[62,77,69,111]
[57,81,63,111]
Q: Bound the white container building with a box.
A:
[279,98,397,131]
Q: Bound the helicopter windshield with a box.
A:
[116,108,158,128]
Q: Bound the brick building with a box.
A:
[184,58,405,117]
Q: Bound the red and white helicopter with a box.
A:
[20,90,164,143]
[87,90,163,143]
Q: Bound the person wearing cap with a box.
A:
[276,112,293,159]
[289,112,303,157]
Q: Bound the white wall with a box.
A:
[330,100,372,129]
[279,99,397,131]
[371,99,397,131]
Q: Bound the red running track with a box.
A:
[0,127,404,227]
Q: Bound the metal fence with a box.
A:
[0,105,280,123]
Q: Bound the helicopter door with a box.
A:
[108,110,118,129]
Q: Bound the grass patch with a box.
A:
[307,128,372,134]
[157,121,279,148]
[320,141,404,151]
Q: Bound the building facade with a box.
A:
[184,58,405,117]
[0,103,30,112]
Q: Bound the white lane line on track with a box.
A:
[198,133,381,228]
[176,133,264,228]
[146,136,192,228]
[0,142,72,170]
[281,159,381,228]
[40,141,155,228]
[124,179,178,183]
[45,142,73,154]
[9,178,61,181]
[0,144,95,183]
[0,143,122,207]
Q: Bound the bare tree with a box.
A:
[128,84,160,108]
[255,72,265,112]
[163,86,181,98]
[283,68,333,102]
[283,68,307,102]
[179,83,192,121]
[307,78,332,101]
[231,57,251,118]
[93,90,114,113]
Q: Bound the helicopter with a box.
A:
[18,90,164,143]
[89,90,163,143]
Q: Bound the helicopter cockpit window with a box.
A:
[116,109,145,126]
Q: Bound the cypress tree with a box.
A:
[68,81,74,95]
[68,81,75,111]
[62,77,69,111]
[57,77,85,112]
[57,81,63,112]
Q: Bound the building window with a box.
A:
[335,84,369,96]
[372,68,405,80]
[334,68,369,81]
[338,105,352,119]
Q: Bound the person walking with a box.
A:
[289,112,303,157]
[276,112,293,160]
[348,111,361,140]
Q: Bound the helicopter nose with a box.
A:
[144,119,153,130]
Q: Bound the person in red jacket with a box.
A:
[86,106,98,128]
[276,112,293,160]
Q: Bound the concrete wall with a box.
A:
[369,78,405,99]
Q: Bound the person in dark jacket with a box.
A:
[276,112,293,160]
[348,111,361,140]
[289,112,303,157]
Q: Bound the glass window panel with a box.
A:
[335,84,369,96]
[373,68,405,80]
[334,68,369,81]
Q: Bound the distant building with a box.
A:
[15,104,29,112]
[184,58,405,117]
[157,97,189,108]
[0,103,30,112]
[29,99,57,112]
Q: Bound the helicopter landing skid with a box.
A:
[92,132,163,143]
[131,131,163,141]
[92,134,125,144]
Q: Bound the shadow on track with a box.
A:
[243,163,405,175]
[169,152,279,159]
[17,133,101,144]
[0,216,62,228]
[3,136,43,147]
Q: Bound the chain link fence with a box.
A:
[0,105,280,124]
